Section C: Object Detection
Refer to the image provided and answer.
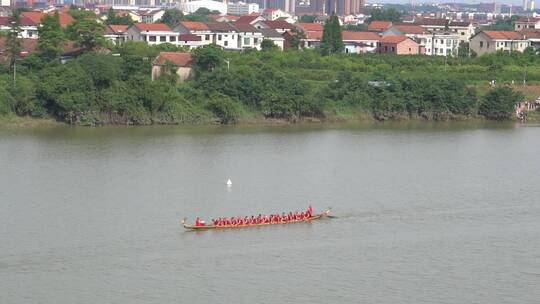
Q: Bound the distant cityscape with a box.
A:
[1,0,538,16]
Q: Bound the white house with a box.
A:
[254,20,295,34]
[470,31,530,56]
[232,22,264,49]
[207,22,239,49]
[140,9,165,24]
[104,24,129,45]
[421,33,460,56]
[448,21,475,43]
[342,31,380,54]
[259,28,285,49]
[262,8,291,21]
[126,23,179,45]
[174,21,213,45]
[514,17,540,31]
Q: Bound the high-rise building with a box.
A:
[266,0,295,13]
[325,0,362,15]
[523,0,530,11]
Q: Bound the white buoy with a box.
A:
[227,179,232,186]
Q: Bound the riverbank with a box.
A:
[0,115,61,128]
[0,111,523,129]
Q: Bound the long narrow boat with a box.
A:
[182,209,331,230]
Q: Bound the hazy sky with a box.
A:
[373,0,525,5]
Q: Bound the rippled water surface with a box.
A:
[1,122,540,304]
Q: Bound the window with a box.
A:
[384,46,388,51]
[224,41,228,46]
[205,34,210,40]
[391,46,395,52]
[254,38,258,44]
[160,36,166,42]
[243,37,250,45]
[170,36,176,42]
[480,41,484,48]
[218,35,222,41]
[439,48,443,54]
[461,32,465,36]
[149,36,156,42]
[408,48,411,52]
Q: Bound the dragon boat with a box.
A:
[182,208,331,230]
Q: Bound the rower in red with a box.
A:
[195,217,205,227]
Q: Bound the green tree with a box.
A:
[68,8,96,21]
[159,9,183,27]
[66,18,106,50]
[105,8,133,25]
[457,42,469,58]
[479,86,523,120]
[260,39,278,51]
[37,12,65,60]
[289,28,305,50]
[368,8,402,23]
[343,24,368,31]
[192,44,224,72]
[6,9,22,73]
[320,14,343,55]
[299,15,316,23]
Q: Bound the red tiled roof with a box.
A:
[57,12,75,27]
[519,29,540,39]
[380,35,410,44]
[21,11,44,24]
[153,52,195,67]
[304,31,323,40]
[207,22,235,32]
[342,31,380,41]
[235,14,260,24]
[264,8,278,12]
[232,22,259,33]
[106,24,128,34]
[19,11,74,27]
[393,24,425,34]
[295,22,323,32]
[179,34,201,41]
[180,21,210,31]
[482,31,524,40]
[368,21,392,31]
[264,20,295,29]
[134,23,172,31]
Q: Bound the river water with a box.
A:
[1,122,539,304]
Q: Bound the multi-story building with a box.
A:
[469,31,530,56]
[207,22,239,49]
[227,2,259,16]
[448,21,475,43]
[421,33,460,56]
[514,17,540,31]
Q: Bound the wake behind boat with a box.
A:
[182,207,331,230]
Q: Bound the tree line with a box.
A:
[0,8,534,125]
